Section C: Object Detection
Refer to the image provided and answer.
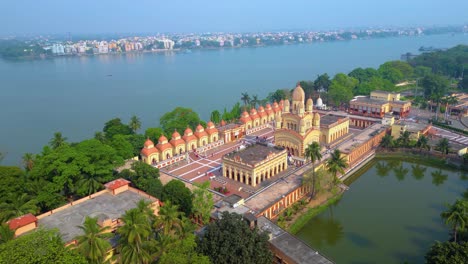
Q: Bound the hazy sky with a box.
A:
[2,0,467,35]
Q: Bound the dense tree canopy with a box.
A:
[410,45,468,78]
[158,234,210,264]
[0,229,87,264]
[161,180,193,216]
[328,73,358,106]
[145,127,165,143]
[103,118,133,139]
[197,212,273,264]
[425,241,468,264]
[348,67,380,83]
[314,73,332,92]
[118,161,163,199]
[160,107,205,137]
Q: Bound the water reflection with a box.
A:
[376,161,391,177]
[411,164,427,180]
[393,164,409,181]
[431,169,448,186]
[305,212,344,248]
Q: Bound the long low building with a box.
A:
[349,90,411,118]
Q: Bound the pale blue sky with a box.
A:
[2,0,467,35]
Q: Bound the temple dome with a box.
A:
[196,124,204,131]
[207,121,214,128]
[242,111,250,117]
[316,96,323,107]
[292,84,305,102]
[172,130,181,139]
[306,97,313,106]
[144,139,154,148]
[184,127,193,135]
[158,135,168,144]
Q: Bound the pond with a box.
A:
[295,159,468,264]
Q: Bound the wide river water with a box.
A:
[296,159,468,264]
[1,33,467,165]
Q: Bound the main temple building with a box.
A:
[273,84,350,157]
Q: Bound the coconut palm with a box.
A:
[77,173,103,196]
[129,115,141,133]
[241,92,251,107]
[397,131,411,148]
[154,201,182,237]
[393,165,409,181]
[136,199,156,223]
[431,169,448,186]
[326,149,348,185]
[440,199,468,243]
[380,134,394,148]
[0,193,38,223]
[251,94,259,108]
[415,135,430,151]
[75,216,112,264]
[304,142,322,199]
[0,223,15,244]
[22,152,35,171]
[375,161,391,177]
[49,132,67,149]
[117,208,152,264]
[436,138,450,155]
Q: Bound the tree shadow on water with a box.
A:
[346,232,375,248]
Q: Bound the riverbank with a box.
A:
[375,149,465,171]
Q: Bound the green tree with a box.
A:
[145,127,165,143]
[241,92,251,107]
[117,208,152,264]
[49,132,68,149]
[326,149,348,185]
[354,76,395,95]
[380,134,395,148]
[304,142,322,199]
[110,134,135,159]
[414,66,432,77]
[415,135,430,151]
[436,138,450,155]
[129,115,142,133]
[0,223,14,244]
[125,134,147,157]
[94,131,106,143]
[210,110,221,124]
[328,73,358,106]
[0,152,3,164]
[348,67,380,83]
[314,73,332,92]
[379,61,413,80]
[192,181,214,225]
[22,153,35,171]
[251,94,259,108]
[160,107,204,136]
[118,161,163,198]
[161,180,193,217]
[0,193,38,223]
[268,89,288,102]
[422,74,448,116]
[158,234,210,264]
[0,229,87,264]
[441,199,468,243]
[425,241,468,264]
[103,118,133,140]
[197,212,273,264]
[154,201,183,237]
[75,216,112,264]
[397,131,411,147]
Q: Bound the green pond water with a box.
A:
[295,159,468,264]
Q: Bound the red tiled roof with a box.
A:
[172,130,181,139]
[194,130,208,139]
[144,139,154,147]
[206,127,219,135]
[182,134,197,142]
[157,142,173,152]
[184,127,193,135]
[141,147,158,157]
[170,138,185,147]
[8,213,37,230]
[158,135,168,143]
[105,178,130,191]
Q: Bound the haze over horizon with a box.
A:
[2,0,467,36]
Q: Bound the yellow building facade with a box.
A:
[274,84,350,157]
[222,144,288,187]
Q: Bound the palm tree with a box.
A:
[393,165,409,181]
[431,169,448,186]
[77,173,103,196]
[154,201,182,237]
[375,161,390,177]
[136,199,156,223]
[436,138,450,155]
[75,216,112,264]
[251,94,259,108]
[441,95,458,120]
[415,135,430,151]
[117,208,152,264]
[49,132,67,149]
[326,149,348,185]
[380,134,394,148]
[304,142,322,199]
[0,223,15,244]
[241,92,251,107]
[22,153,35,171]
[397,131,411,148]
[0,193,38,223]
[129,115,141,133]
[440,199,468,243]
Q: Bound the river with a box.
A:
[1,33,467,165]
[295,159,468,264]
